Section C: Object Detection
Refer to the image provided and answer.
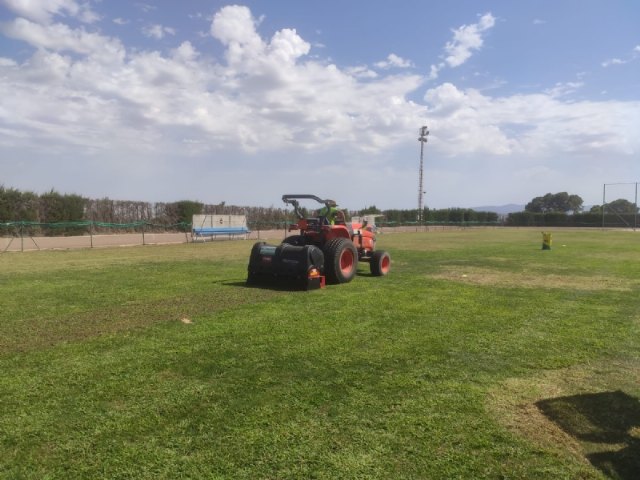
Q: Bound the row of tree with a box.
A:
[0,188,86,224]
[359,205,498,224]
[1,186,501,236]
[6,186,634,235]
[524,191,638,215]
[510,191,638,227]
[0,187,197,225]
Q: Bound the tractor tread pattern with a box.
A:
[370,249,391,276]
[323,237,358,284]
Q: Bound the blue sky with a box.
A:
[1,1,638,210]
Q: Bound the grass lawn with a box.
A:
[1,228,639,479]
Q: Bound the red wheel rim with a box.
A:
[380,254,390,274]
[339,248,355,276]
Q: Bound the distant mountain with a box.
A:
[471,204,524,215]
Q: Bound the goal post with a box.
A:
[602,182,638,230]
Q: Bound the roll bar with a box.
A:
[282,194,333,219]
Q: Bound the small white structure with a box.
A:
[191,214,250,241]
[351,214,384,233]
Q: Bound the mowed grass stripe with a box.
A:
[1,229,639,478]
[0,245,280,355]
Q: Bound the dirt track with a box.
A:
[1,229,288,252]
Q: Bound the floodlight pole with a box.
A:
[418,126,429,223]
[602,183,606,229]
[635,182,638,231]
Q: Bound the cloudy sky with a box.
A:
[1,1,639,210]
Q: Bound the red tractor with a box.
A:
[247,194,390,289]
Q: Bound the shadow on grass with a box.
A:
[356,272,376,278]
[536,391,640,479]
[225,269,380,291]
[224,280,317,292]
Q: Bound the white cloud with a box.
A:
[602,57,626,67]
[544,81,584,98]
[602,45,640,67]
[0,0,98,24]
[0,4,425,158]
[142,24,176,40]
[515,165,556,181]
[0,4,638,209]
[171,41,199,61]
[113,18,129,26]
[375,53,413,69]
[0,57,17,67]
[134,3,156,14]
[423,82,640,158]
[428,62,444,80]
[211,5,266,69]
[346,65,378,79]
[444,13,495,68]
[3,3,637,162]
[268,28,310,64]
[429,13,495,80]
[427,67,440,82]
[0,17,124,58]
[77,5,100,24]
[532,18,546,25]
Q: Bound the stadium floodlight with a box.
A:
[418,126,429,223]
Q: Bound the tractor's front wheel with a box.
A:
[370,250,391,276]
[324,237,358,284]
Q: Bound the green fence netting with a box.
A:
[0,220,192,232]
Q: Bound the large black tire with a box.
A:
[323,237,358,284]
[370,250,391,276]
[282,235,305,246]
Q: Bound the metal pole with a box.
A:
[418,139,424,222]
[633,182,638,232]
[602,183,606,229]
[418,126,429,224]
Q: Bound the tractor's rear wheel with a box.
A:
[370,250,391,276]
[324,237,358,284]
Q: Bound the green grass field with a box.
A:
[1,229,639,479]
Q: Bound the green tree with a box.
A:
[568,194,583,213]
[525,196,545,213]
[34,190,86,235]
[359,205,381,215]
[175,200,204,229]
[605,198,638,214]
[0,186,39,222]
[525,192,583,213]
[39,190,66,224]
